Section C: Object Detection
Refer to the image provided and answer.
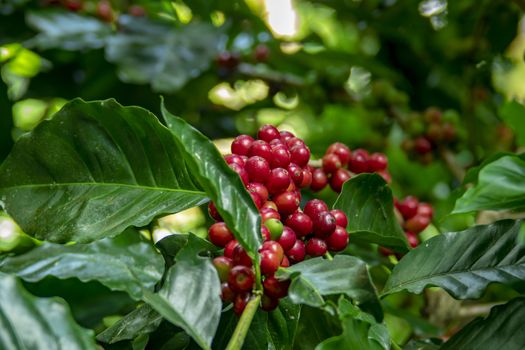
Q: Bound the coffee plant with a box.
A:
[1,0,525,349]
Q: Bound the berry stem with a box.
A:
[225,293,262,350]
[324,251,333,261]
[254,261,263,291]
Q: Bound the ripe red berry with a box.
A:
[300,167,313,188]
[213,256,233,282]
[287,163,304,186]
[417,202,433,218]
[260,207,281,222]
[289,145,310,167]
[260,250,281,276]
[261,294,279,311]
[270,145,291,169]
[249,191,263,209]
[208,222,234,247]
[260,241,284,262]
[326,142,351,165]
[368,153,388,172]
[280,255,290,267]
[217,52,240,69]
[254,44,270,62]
[274,191,300,216]
[279,131,295,142]
[232,245,253,267]
[228,266,255,293]
[312,212,337,238]
[304,199,329,219]
[406,231,419,248]
[326,226,349,251]
[263,276,290,298]
[224,154,246,167]
[378,170,392,184]
[414,137,433,154]
[405,215,430,234]
[396,196,419,220]
[231,135,254,156]
[264,218,284,240]
[286,137,305,149]
[348,150,369,174]
[322,153,342,174]
[233,292,251,315]
[128,4,146,16]
[228,163,249,185]
[247,182,269,203]
[221,282,235,302]
[224,240,239,259]
[285,212,313,237]
[330,168,351,193]
[262,201,278,211]
[278,226,296,251]
[266,168,291,195]
[96,0,114,22]
[330,209,348,228]
[287,240,306,263]
[310,168,328,192]
[245,156,271,183]
[64,0,83,11]
[306,238,328,257]
[258,124,280,142]
[248,140,272,162]
[261,225,271,241]
[208,201,222,221]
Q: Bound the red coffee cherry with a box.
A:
[310,168,328,192]
[289,145,310,167]
[306,238,328,257]
[304,199,329,219]
[233,292,251,315]
[260,241,284,262]
[262,201,278,211]
[330,209,348,228]
[330,168,351,193]
[279,131,295,143]
[228,265,255,293]
[417,202,433,218]
[348,150,368,174]
[322,153,342,174]
[261,225,271,241]
[414,137,433,154]
[285,212,313,237]
[378,170,392,184]
[245,156,271,183]
[312,211,336,238]
[287,163,304,186]
[260,250,281,276]
[266,168,291,195]
[208,222,234,247]
[368,153,388,172]
[406,231,419,248]
[274,191,300,216]
[326,226,349,252]
[224,240,239,259]
[247,182,269,203]
[213,256,233,282]
[300,167,313,188]
[208,201,222,221]
[263,276,290,298]
[258,124,280,142]
[221,282,235,302]
[287,240,306,263]
[270,145,291,169]
[261,294,279,312]
[396,196,419,220]
[326,142,351,165]
[231,135,254,156]
[260,207,281,222]
[278,226,297,251]
[232,245,253,267]
[249,191,263,209]
[405,215,430,234]
[286,137,305,149]
[280,255,290,267]
[254,44,270,62]
[248,140,272,162]
[224,154,245,167]
[128,4,146,16]
[228,163,249,185]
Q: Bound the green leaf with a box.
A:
[0,272,97,350]
[500,100,525,146]
[276,255,379,308]
[106,16,221,92]
[441,298,525,350]
[0,230,163,300]
[26,10,111,50]
[382,220,525,298]
[0,98,208,243]
[403,339,441,350]
[97,304,162,344]
[333,174,409,252]
[293,305,342,350]
[316,298,390,350]
[143,234,221,350]
[155,232,217,268]
[453,155,525,213]
[162,102,263,258]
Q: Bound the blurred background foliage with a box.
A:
[1,0,525,343]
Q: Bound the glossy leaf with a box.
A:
[162,102,263,257]
[97,304,162,344]
[0,272,97,350]
[383,220,525,298]
[293,305,342,350]
[316,298,390,350]
[143,234,221,350]
[106,16,221,92]
[0,98,208,243]
[276,255,379,308]
[333,174,409,252]
[454,155,525,213]
[26,10,111,50]
[0,230,163,300]
[441,298,525,350]
[500,101,525,146]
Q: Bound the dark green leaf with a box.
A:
[162,102,262,258]
[453,155,525,213]
[155,232,217,267]
[316,298,390,350]
[106,16,221,92]
[0,98,208,243]
[276,255,379,308]
[26,10,111,50]
[500,101,525,146]
[382,220,525,298]
[0,272,97,350]
[333,174,409,252]
[143,234,221,350]
[97,304,162,344]
[293,305,342,350]
[441,298,525,350]
[0,230,163,300]
[403,339,442,350]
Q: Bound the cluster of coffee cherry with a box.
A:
[401,107,460,164]
[309,143,391,193]
[208,125,350,314]
[43,0,146,20]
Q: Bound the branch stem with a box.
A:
[225,294,262,350]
